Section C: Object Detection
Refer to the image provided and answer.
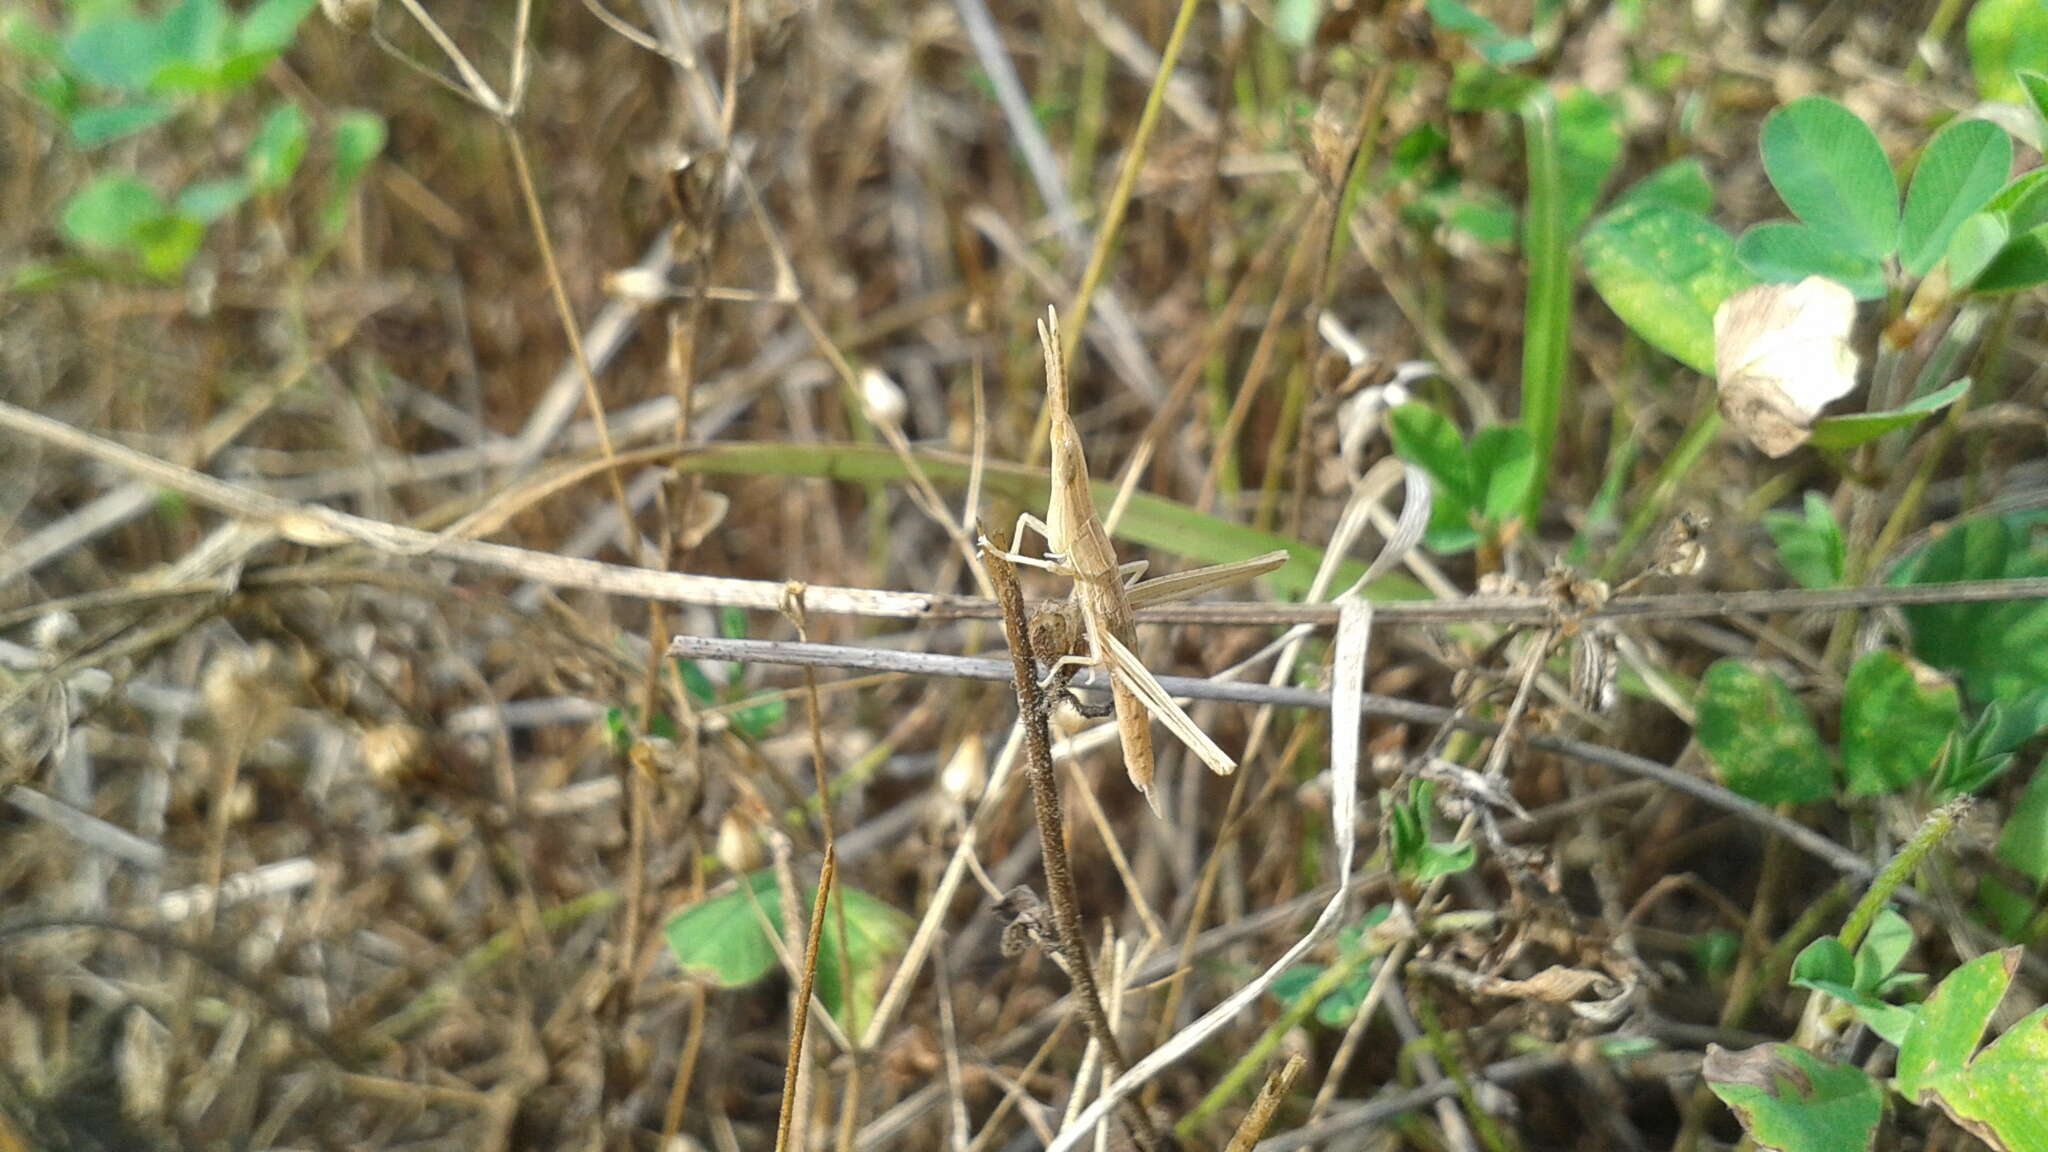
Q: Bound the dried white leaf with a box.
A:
[1712,276,1860,457]
[859,367,908,427]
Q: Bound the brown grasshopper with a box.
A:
[990,308,1287,814]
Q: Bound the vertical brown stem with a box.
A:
[981,536,1159,1149]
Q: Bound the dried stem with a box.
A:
[774,849,837,1152]
[1223,1053,1307,1152]
[980,536,1158,1149]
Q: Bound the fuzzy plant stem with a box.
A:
[981,536,1161,1149]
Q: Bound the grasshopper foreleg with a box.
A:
[984,513,1070,572]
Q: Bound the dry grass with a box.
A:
[2,1,2043,1150]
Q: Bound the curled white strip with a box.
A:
[1044,598,1373,1152]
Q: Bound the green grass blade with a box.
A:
[1519,95,1571,528]
[667,442,1428,603]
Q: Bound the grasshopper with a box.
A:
[991,307,1287,814]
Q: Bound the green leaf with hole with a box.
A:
[1761,96,1899,261]
[1922,1004,2048,1151]
[1969,0,2048,103]
[1808,378,1970,451]
[1900,118,2013,276]
[1842,650,1960,796]
[1706,1044,1883,1152]
[1893,513,2048,706]
[663,870,912,1035]
[1765,492,1845,590]
[1735,221,1887,300]
[1696,660,1833,804]
[246,102,307,192]
[1584,201,1754,374]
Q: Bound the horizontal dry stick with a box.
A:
[4,399,2043,626]
[666,633,1874,881]
[1139,578,2048,625]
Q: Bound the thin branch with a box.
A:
[1225,1053,1307,1152]
[665,633,1875,881]
[774,849,837,1152]
[3,399,2042,627]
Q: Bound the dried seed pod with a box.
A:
[859,367,908,428]
[1569,627,1620,715]
[1713,277,1860,456]
[666,150,727,262]
[714,809,764,873]
[1649,511,1711,578]
[993,886,1061,966]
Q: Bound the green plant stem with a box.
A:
[1822,384,1972,669]
[1841,798,1971,953]
[1518,95,1571,528]
[1790,799,1970,1049]
[1907,0,1971,83]
[1060,0,1203,369]
[1600,406,1720,581]
[1070,35,1108,208]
